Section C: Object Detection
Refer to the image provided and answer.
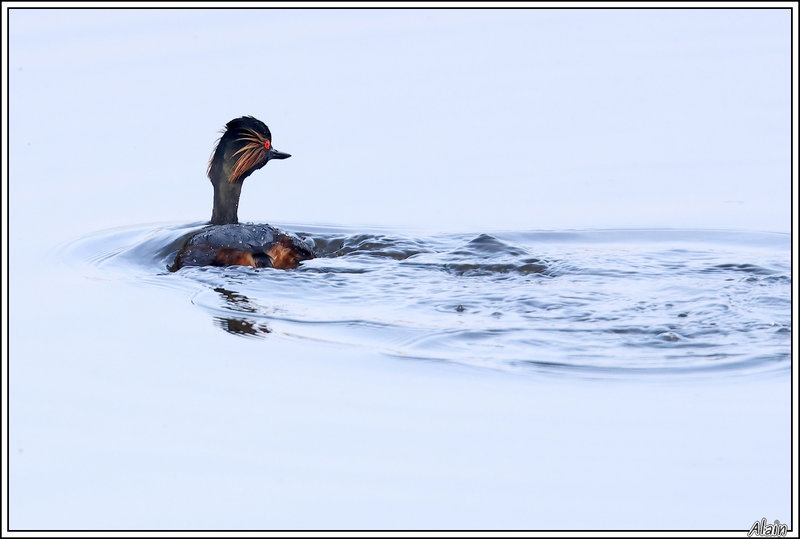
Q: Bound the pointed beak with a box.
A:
[267,147,291,160]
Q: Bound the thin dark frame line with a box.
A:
[3,2,795,534]
[2,4,798,9]
[5,4,10,535]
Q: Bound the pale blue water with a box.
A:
[66,224,791,378]
[9,8,792,531]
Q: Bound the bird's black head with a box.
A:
[206,116,291,225]
[207,116,291,185]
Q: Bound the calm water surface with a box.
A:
[64,224,790,378]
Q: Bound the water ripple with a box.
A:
[62,224,791,378]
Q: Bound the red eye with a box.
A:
[264,140,271,150]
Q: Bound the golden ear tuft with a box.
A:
[228,127,269,183]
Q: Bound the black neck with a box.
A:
[210,179,243,225]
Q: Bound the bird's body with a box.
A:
[173,116,314,270]
[174,223,313,270]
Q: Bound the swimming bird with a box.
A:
[173,116,314,270]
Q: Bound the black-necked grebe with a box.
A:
[173,116,314,270]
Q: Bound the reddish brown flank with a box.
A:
[267,242,301,269]
[214,248,258,268]
[209,239,306,270]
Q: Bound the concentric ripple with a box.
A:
[62,223,791,378]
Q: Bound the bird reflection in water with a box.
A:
[211,287,272,338]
